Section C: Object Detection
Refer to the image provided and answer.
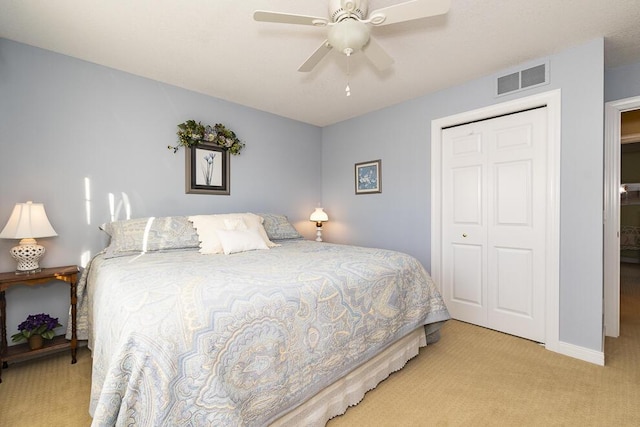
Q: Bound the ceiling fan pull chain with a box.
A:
[345,48,352,96]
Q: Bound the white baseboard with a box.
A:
[548,341,604,366]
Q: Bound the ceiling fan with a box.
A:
[254,0,450,73]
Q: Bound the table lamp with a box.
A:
[309,207,329,242]
[0,201,58,274]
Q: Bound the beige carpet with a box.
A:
[1,264,639,427]
[0,346,93,426]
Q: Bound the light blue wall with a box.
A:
[322,39,605,351]
[0,39,322,339]
[605,60,640,102]
[1,37,612,353]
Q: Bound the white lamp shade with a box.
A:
[0,201,58,240]
[310,207,329,223]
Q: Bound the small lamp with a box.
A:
[309,207,329,242]
[0,201,58,274]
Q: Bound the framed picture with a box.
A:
[355,159,382,194]
[185,143,230,195]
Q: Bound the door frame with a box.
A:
[603,95,640,338]
[431,89,561,353]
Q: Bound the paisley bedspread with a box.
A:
[81,240,449,426]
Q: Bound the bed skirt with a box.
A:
[271,326,429,426]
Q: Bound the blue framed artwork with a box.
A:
[355,159,381,194]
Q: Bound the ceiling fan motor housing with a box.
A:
[330,0,368,22]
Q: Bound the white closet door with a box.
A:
[442,129,487,326]
[441,108,547,342]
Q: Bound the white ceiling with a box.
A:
[2,0,640,127]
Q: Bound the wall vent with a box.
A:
[496,62,549,97]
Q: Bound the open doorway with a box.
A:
[620,121,640,264]
[603,97,640,343]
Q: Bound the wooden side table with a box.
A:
[0,265,79,383]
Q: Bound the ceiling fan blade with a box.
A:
[254,11,328,27]
[368,0,450,26]
[298,41,333,72]
[362,36,394,71]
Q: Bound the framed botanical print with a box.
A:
[355,159,381,194]
[185,143,230,195]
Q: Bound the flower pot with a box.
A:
[28,334,44,350]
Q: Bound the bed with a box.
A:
[74,213,449,426]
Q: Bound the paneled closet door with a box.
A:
[441,107,547,343]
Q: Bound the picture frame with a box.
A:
[185,143,230,195]
[355,159,382,194]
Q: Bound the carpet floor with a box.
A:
[1,263,639,426]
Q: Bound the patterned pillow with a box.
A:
[102,216,200,258]
[258,213,303,240]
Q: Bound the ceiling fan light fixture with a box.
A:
[327,19,370,55]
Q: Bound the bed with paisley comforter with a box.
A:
[75,214,449,426]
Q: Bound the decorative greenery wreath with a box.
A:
[169,120,245,155]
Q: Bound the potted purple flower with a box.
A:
[11,313,62,350]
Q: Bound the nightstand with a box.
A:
[0,265,79,383]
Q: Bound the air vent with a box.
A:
[497,72,520,95]
[496,62,549,96]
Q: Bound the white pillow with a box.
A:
[188,213,276,254]
[224,217,248,231]
[216,228,269,255]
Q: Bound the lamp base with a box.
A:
[10,239,45,275]
[315,226,323,242]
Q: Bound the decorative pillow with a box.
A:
[188,213,276,254]
[258,213,303,240]
[216,228,269,255]
[102,216,200,258]
[224,217,248,231]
